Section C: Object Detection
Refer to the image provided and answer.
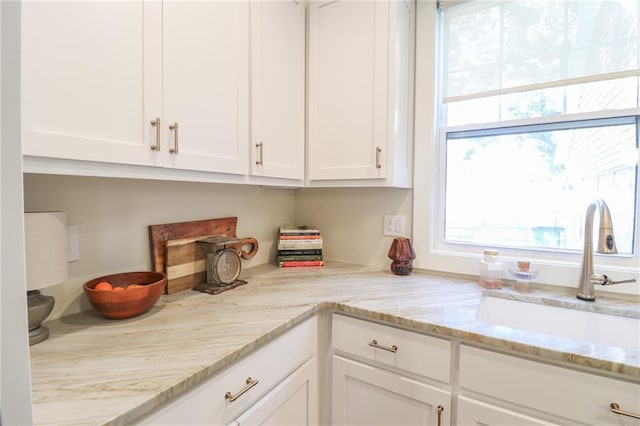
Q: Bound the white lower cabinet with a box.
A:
[133,314,640,426]
[331,314,452,425]
[458,344,640,426]
[332,355,450,425]
[457,396,559,426]
[133,316,317,425]
[230,356,318,426]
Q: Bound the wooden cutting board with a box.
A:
[148,217,258,293]
[165,235,222,293]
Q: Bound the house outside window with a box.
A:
[413,0,640,293]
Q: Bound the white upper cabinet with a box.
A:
[307,0,414,187]
[21,1,163,167]
[22,1,413,187]
[163,1,249,175]
[250,0,305,181]
[22,1,250,177]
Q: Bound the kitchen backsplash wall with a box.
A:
[24,174,414,320]
[295,187,413,268]
[23,174,297,320]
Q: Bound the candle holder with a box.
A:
[508,267,539,293]
[388,237,416,275]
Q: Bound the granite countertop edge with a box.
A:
[28,262,640,426]
[118,295,640,425]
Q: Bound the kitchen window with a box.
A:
[413,0,640,290]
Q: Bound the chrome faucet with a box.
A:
[576,199,636,301]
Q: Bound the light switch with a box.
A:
[383,215,405,237]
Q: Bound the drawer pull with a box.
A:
[150,118,161,151]
[369,339,398,353]
[256,142,264,165]
[169,122,179,154]
[437,405,444,426]
[610,402,640,419]
[225,377,259,403]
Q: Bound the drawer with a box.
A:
[459,344,640,425]
[135,316,318,425]
[332,313,450,383]
[457,396,560,425]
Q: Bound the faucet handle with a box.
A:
[608,278,638,285]
[593,274,637,286]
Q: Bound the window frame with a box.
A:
[412,0,640,296]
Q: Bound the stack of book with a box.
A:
[277,225,324,268]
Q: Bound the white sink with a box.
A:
[477,294,640,351]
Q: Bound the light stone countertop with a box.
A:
[29,262,640,426]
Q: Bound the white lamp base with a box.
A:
[27,290,55,346]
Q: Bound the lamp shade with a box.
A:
[24,212,68,291]
[387,237,416,262]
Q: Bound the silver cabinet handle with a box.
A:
[150,118,161,151]
[369,339,398,353]
[256,142,264,165]
[375,146,382,169]
[225,377,259,403]
[611,402,640,419]
[169,122,179,154]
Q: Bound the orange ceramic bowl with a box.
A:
[83,272,166,319]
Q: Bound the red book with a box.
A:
[278,260,325,268]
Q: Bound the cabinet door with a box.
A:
[250,0,305,180]
[460,345,640,425]
[134,317,317,425]
[22,1,162,166]
[332,355,450,425]
[231,357,318,426]
[458,397,560,426]
[308,0,389,181]
[163,1,249,175]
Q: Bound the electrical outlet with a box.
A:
[383,215,406,237]
[66,225,80,262]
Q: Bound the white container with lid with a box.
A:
[479,249,503,289]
